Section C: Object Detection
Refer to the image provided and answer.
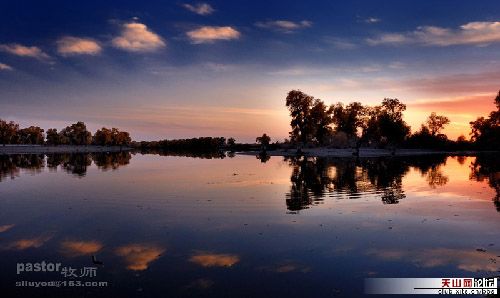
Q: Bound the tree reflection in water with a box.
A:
[285,155,449,212]
[0,152,132,180]
[470,154,500,212]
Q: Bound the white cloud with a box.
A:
[367,21,500,46]
[57,36,102,56]
[186,26,240,44]
[388,61,406,69]
[0,63,13,71]
[324,37,357,49]
[112,22,166,52]
[255,20,312,33]
[0,43,50,60]
[364,17,381,24]
[183,3,214,15]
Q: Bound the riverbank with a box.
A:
[238,148,491,157]
[0,145,132,154]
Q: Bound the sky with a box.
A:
[1,0,499,142]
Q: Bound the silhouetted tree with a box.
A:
[426,112,450,136]
[364,99,410,152]
[286,90,315,144]
[256,133,271,151]
[332,102,366,136]
[310,99,334,145]
[227,137,236,150]
[470,90,500,149]
[406,124,449,149]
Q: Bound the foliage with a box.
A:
[0,119,19,145]
[285,90,315,144]
[18,126,45,144]
[332,102,366,136]
[256,133,271,148]
[426,112,450,136]
[60,122,92,145]
[93,127,131,146]
[362,98,410,149]
[285,90,334,145]
[469,90,500,149]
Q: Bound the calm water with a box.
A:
[0,152,499,297]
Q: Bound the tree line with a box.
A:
[0,121,131,146]
[282,89,500,151]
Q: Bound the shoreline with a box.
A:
[0,145,132,154]
[237,148,496,157]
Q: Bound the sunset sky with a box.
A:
[0,0,499,142]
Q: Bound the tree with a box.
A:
[60,122,92,145]
[111,128,131,146]
[256,133,271,151]
[0,119,19,145]
[426,112,450,136]
[227,137,236,150]
[470,90,500,149]
[310,99,334,145]
[286,90,315,144]
[332,102,367,137]
[18,126,45,144]
[93,127,130,146]
[93,127,113,146]
[46,128,61,145]
[363,98,410,150]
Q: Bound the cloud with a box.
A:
[183,3,214,15]
[112,22,166,52]
[324,37,357,49]
[404,70,500,95]
[367,21,500,46]
[189,252,239,267]
[0,63,13,71]
[364,17,381,24]
[115,244,164,270]
[60,240,103,257]
[186,26,240,44]
[255,20,312,33]
[57,37,102,56]
[0,43,50,60]
[409,94,496,114]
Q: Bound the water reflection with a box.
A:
[0,154,44,181]
[0,152,131,180]
[0,224,15,233]
[189,252,240,267]
[137,148,226,159]
[285,155,450,212]
[367,247,499,272]
[115,244,165,271]
[470,154,500,212]
[60,240,103,257]
[0,153,499,297]
[3,236,52,251]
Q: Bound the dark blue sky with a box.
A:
[1,0,500,141]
